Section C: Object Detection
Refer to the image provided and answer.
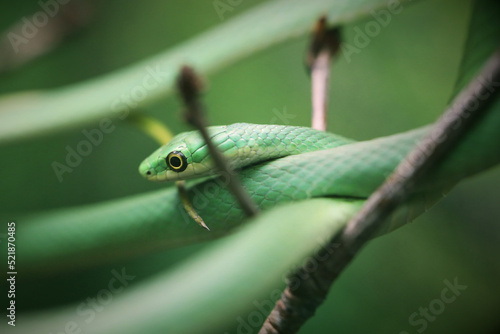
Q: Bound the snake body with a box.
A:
[15,106,500,273]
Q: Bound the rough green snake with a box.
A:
[138,123,354,182]
[15,103,500,273]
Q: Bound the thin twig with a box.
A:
[260,47,500,334]
[176,180,211,231]
[306,17,341,131]
[176,66,260,219]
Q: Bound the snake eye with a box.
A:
[166,151,188,172]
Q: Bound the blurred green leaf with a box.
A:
[0,0,403,144]
[21,199,362,334]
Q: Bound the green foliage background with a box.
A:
[0,0,499,333]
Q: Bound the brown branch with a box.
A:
[306,17,341,131]
[260,47,500,334]
[176,66,259,219]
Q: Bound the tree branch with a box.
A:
[260,46,500,334]
[306,17,341,131]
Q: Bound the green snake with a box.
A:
[15,105,500,273]
[139,123,354,182]
[138,123,357,229]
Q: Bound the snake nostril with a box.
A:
[146,170,152,175]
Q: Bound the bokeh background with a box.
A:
[0,0,499,333]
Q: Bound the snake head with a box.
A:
[139,129,222,182]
